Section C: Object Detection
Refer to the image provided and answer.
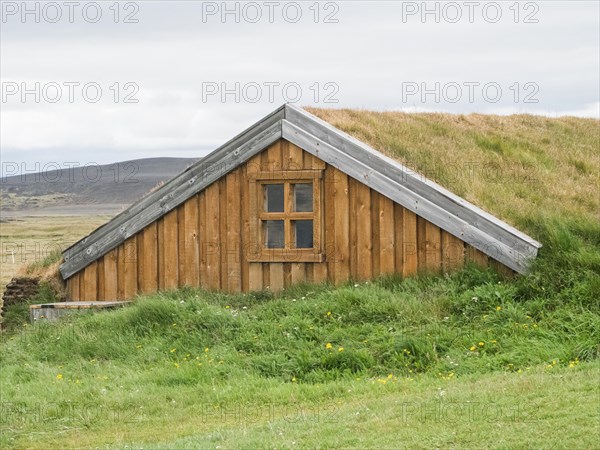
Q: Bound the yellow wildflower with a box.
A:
[338,347,344,352]
[495,306,502,311]
[325,342,333,349]
[56,374,63,380]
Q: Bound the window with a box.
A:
[248,170,323,262]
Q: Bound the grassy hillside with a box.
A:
[307,109,599,230]
[1,157,197,213]
[1,110,598,448]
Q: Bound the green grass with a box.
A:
[1,111,599,448]
[1,213,598,447]
[22,249,63,274]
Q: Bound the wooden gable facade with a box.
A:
[61,105,541,301]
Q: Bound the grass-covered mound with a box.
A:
[2,260,597,387]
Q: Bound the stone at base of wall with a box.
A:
[1,277,42,326]
[2,277,41,307]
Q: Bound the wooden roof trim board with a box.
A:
[60,104,541,279]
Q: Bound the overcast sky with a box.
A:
[1,1,598,174]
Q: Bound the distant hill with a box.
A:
[0,157,199,216]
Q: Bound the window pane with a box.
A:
[265,220,284,248]
[265,184,284,212]
[294,183,313,212]
[295,220,313,248]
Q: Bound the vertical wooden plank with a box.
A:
[356,181,372,280]
[247,154,263,291]
[281,139,290,170]
[249,264,263,291]
[310,152,327,284]
[417,216,427,272]
[287,140,304,171]
[269,263,285,292]
[103,249,118,300]
[184,195,200,287]
[205,182,221,290]
[263,264,271,289]
[123,236,138,299]
[82,261,98,301]
[136,233,144,294]
[324,165,336,284]
[163,209,179,290]
[198,191,207,289]
[312,263,328,284]
[425,221,442,273]
[157,217,165,291]
[117,243,125,300]
[466,244,489,268]
[305,265,314,283]
[240,165,250,292]
[282,176,295,288]
[140,222,158,294]
[291,262,306,284]
[177,205,186,287]
[402,209,418,277]
[348,177,358,279]
[226,170,242,292]
[371,190,381,278]
[334,169,350,285]
[379,195,396,276]
[69,273,80,300]
[394,203,404,276]
[219,178,228,291]
[97,258,105,300]
[262,140,282,171]
[79,272,85,300]
[441,230,465,274]
[283,263,292,288]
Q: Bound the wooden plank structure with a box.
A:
[30,301,131,322]
[60,105,541,300]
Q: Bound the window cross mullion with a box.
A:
[284,182,294,249]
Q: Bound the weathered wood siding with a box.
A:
[66,139,512,300]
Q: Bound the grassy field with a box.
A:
[0,216,111,295]
[1,110,598,448]
[0,268,598,448]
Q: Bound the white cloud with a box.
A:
[1,1,598,170]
